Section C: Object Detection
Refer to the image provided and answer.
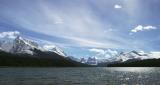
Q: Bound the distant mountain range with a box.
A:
[99,51,160,67]
[0,31,160,67]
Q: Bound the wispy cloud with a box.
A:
[0,0,132,49]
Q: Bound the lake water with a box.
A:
[0,67,159,85]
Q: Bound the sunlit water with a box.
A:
[0,67,160,85]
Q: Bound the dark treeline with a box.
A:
[107,59,160,67]
[0,51,89,67]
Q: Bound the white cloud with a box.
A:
[131,25,157,33]
[89,48,118,59]
[149,52,160,59]
[136,51,160,59]
[89,48,105,55]
[143,26,156,30]
[114,4,122,9]
[0,31,20,39]
[107,49,118,56]
[131,25,143,33]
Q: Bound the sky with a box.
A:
[0,0,160,59]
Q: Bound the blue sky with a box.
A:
[0,0,160,59]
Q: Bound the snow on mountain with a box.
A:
[1,31,160,63]
[43,44,66,56]
[86,57,97,65]
[0,31,40,55]
[79,57,97,65]
[108,51,149,62]
[0,31,66,56]
[94,50,160,63]
[12,36,38,54]
[80,58,87,63]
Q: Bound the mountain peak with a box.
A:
[0,31,66,57]
[43,44,66,56]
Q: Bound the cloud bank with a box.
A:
[0,31,20,39]
[89,48,118,59]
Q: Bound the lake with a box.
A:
[0,67,159,85]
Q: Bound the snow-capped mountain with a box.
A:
[86,57,97,65]
[108,51,149,62]
[79,57,97,65]
[80,58,86,63]
[0,35,36,54]
[0,31,66,57]
[12,36,38,54]
[43,45,66,56]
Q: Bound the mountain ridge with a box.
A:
[0,31,89,67]
[0,32,66,57]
